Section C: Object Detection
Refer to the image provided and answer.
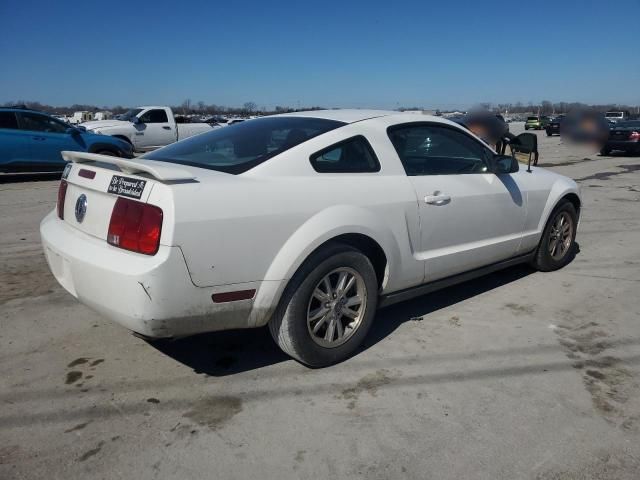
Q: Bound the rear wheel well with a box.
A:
[314,234,387,289]
[88,144,120,156]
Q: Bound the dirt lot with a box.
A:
[1,124,639,479]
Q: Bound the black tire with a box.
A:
[525,126,529,130]
[546,130,552,136]
[600,147,611,156]
[531,200,578,272]
[269,243,378,367]
[95,149,118,157]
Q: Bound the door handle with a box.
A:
[162,126,172,130]
[424,194,451,205]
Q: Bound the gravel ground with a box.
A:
[1,123,639,479]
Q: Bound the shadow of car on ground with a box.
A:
[150,264,536,377]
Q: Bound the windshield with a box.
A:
[605,112,623,118]
[142,116,345,174]
[119,108,143,121]
[527,117,539,121]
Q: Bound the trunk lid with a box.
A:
[59,152,195,241]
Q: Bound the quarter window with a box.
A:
[0,111,18,129]
[140,109,169,123]
[388,124,491,175]
[18,112,68,134]
[310,135,380,173]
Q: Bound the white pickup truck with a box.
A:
[80,106,215,152]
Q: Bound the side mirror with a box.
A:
[131,116,141,124]
[492,154,519,174]
[65,127,81,136]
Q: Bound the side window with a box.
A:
[310,135,380,173]
[0,112,18,129]
[140,109,169,123]
[388,124,491,176]
[18,112,67,134]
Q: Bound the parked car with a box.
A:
[545,115,565,136]
[604,111,631,124]
[0,107,133,173]
[203,116,228,125]
[80,106,215,153]
[41,110,581,367]
[600,120,640,155]
[525,116,550,130]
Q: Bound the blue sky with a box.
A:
[1,0,639,109]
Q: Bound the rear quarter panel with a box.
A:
[168,174,422,292]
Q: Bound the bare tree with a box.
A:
[181,99,192,115]
[243,101,256,114]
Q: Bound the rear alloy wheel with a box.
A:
[306,267,367,348]
[269,243,378,367]
[531,200,577,271]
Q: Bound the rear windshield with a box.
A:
[605,112,623,118]
[527,117,539,121]
[143,116,345,174]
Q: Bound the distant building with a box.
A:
[93,111,112,121]
[70,111,93,124]
[440,111,466,118]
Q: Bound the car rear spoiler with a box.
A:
[61,151,196,181]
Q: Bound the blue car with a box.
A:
[0,107,134,173]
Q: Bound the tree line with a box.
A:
[0,99,326,117]
[2,99,638,116]
[473,101,639,115]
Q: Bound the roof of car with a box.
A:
[276,109,396,123]
[0,106,42,114]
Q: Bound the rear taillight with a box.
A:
[630,131,640,141]
[107,197,163,255]
[57,180,68,219]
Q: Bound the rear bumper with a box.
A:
[604,140,640,152]
[40,211,270,337]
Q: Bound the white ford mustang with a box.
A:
[41,110,581,366]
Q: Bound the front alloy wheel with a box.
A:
[531,200,578,271]
[548,211,573,261]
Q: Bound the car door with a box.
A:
[16,112,83,170]
[0,111,33,172]
[388,123,527,281]
[135,109,174,150]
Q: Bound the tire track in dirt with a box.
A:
[551,313,639,431]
